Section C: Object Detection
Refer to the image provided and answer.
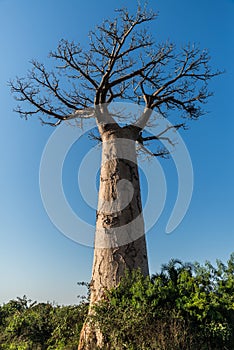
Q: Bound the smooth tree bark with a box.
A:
[92,125,149,300]
[78,122,150,348]
[10,4,221,349]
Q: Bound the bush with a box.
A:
[1,255,234,349]
[91,256,234,349]
[0,296,88,350]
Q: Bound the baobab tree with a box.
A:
[10,4,220,349]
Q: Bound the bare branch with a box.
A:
[50,40,99,89]
[139,123,187,143]
[137,142,170,159]
[10,3,221,145]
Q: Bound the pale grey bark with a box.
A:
[78,127,149,349]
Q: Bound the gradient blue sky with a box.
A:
[0,0,233,305]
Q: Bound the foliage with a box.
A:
[1,255,234,349]
[0,296,88,350]
[91,255,234,349]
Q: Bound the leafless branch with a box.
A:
[10,3,221,156]
[138,142,170,159]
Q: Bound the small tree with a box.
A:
[10,4,220,349]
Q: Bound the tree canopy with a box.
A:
[10,4,221,157]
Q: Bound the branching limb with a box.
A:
[50,40,99,89]
[10,3,221,153]
[136,122,187,157]
[139,123,187,143]
[137,142,170,159]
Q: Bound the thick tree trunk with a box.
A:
[78,128,149,349]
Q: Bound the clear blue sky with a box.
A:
[0,0,233,305]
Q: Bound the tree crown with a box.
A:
[10,4,221,156]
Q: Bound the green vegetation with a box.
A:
[0,296,88,349]
[1,254,234,349]
[92,255,234,349]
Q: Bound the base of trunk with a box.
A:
[78,322,103,350]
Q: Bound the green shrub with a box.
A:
[1,255,234,349]
[0,297,88,350]
[91,256,234,349]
